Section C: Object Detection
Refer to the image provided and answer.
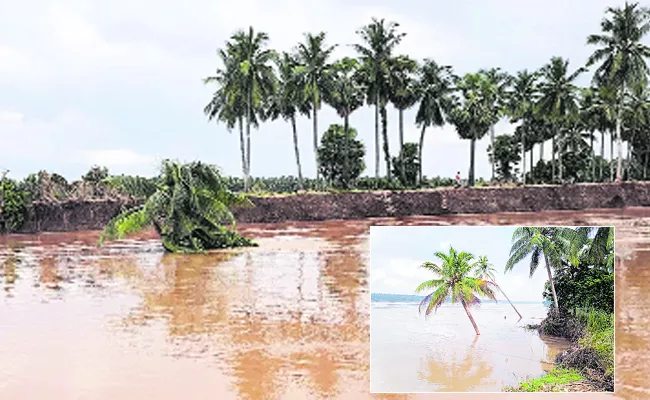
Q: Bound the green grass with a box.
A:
[506,368,585,392]
[576,308,615,377]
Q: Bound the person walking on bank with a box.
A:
[455,171,461,188]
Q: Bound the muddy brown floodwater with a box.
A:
[0,208,648,399]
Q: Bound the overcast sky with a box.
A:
[369,226,549,302]
[0,0,629,181]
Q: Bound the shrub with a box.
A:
[0,173,28,233]
[317,124,365,188]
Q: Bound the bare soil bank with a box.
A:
[15,182,650,233]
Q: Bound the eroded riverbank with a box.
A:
[1,208,649,399]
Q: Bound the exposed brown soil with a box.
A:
[12,182,650,233]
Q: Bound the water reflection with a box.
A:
[418,336,496,392]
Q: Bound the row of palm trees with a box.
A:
[416,226,613,335]
[205,2,650,191]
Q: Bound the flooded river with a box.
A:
[0,208,649,399]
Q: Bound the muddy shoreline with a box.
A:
[12,182,650,233]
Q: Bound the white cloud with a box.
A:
[0,111,24,123]
[79,149,155,167]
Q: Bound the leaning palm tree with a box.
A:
[415,60,454,186]
[294,32,337,181]
[505,227,575,312]
[415,246,498,335]
[388,55,419,184]
[266,52,311,190]
[537,57,585,183]
[473,256,522,319]
[228,27,278,191]
[323,57,366,187]
[354,18,406,179]
[587,2,650,182]
[100,160,256,253]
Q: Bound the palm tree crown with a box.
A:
[415,246,497,335]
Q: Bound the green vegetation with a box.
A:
[415,247,497,335]
[317,124,366,188]
[100,160,256,253]
[0,172,28,233]
[505,226,614,392]
[415,247,521,335]
[201,2,650,190]
[506,368,585,392]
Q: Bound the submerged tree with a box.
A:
[473,255,522,319]
[100,160,256,253]
[415,246,498,335]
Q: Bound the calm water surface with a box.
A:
[1,208,649,399]
[371,302,568,392]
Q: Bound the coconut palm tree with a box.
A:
[100,160,256,253]
[228,27,278,191]
[295,32,337,181]
[323,57,366,186]
[447,73,493,187]
[266,52,311,190]
[507,70,540,184]
[473,256,522,319]
[505,227,575,312]
[204,49,256,190]
[589,85,619,180]
[537,57,586,183]
[354,18,406,180]
[415,246,498,335]
[415,60,454,186]
[388,55,419,184]
[572,226,615,273]
[481,68,511,181]
[587,2,650,182]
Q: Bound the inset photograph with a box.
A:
[370,226,614,393]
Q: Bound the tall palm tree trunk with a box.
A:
[644,150,649,180]
[600,131,605,181]
[375,95,380,178]
[551,136,556,183]
[399,108,406,184]
[245,89,252,192]
[238,117,247,191]
[312,95,320,181]
[461,298,480,335]
[615,85,625,183]
[381,105,391,180]
[530,148,534,183]
[496,285,523,319]
[468,138,476,187]
[291,115,304,190]
[610,133,614,181]
[521,133,526,185]
[544,254,559,312]
[344,113,350,187]
[590,133,595,181]
[558,136,564,183]
[418,126,426,187]
[490,125,496,181]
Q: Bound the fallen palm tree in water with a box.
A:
[99,160,257,253]
[415,246,501,335]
